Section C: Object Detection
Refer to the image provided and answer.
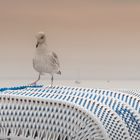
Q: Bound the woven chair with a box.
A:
[0,86,109,140]
[0,85,140,140]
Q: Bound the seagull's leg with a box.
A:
[51,75,54,87]
[30,74,41,85]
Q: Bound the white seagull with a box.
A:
[31,32,61,87]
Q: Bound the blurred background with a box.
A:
[0,0,140,85]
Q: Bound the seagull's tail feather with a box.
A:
[57,70,61,75]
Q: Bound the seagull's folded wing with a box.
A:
[49,52,60,67]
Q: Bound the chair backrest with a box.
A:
[0,88,109,140]
[1,86,140,140]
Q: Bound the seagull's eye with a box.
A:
[40,36,44,39]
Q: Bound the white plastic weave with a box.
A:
[0,86,140,140]
[0,86,109,140]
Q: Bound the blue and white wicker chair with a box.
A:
[0,86,109,140]
[0,85,140,140]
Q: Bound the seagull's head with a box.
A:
[36,32,46,48]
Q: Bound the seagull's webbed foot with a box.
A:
[29,81,37,86]
[29,74,41,86]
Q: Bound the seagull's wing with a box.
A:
[49,51,60,67]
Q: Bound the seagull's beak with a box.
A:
[36,42,39,48]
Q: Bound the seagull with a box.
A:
[31,32,61,87]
